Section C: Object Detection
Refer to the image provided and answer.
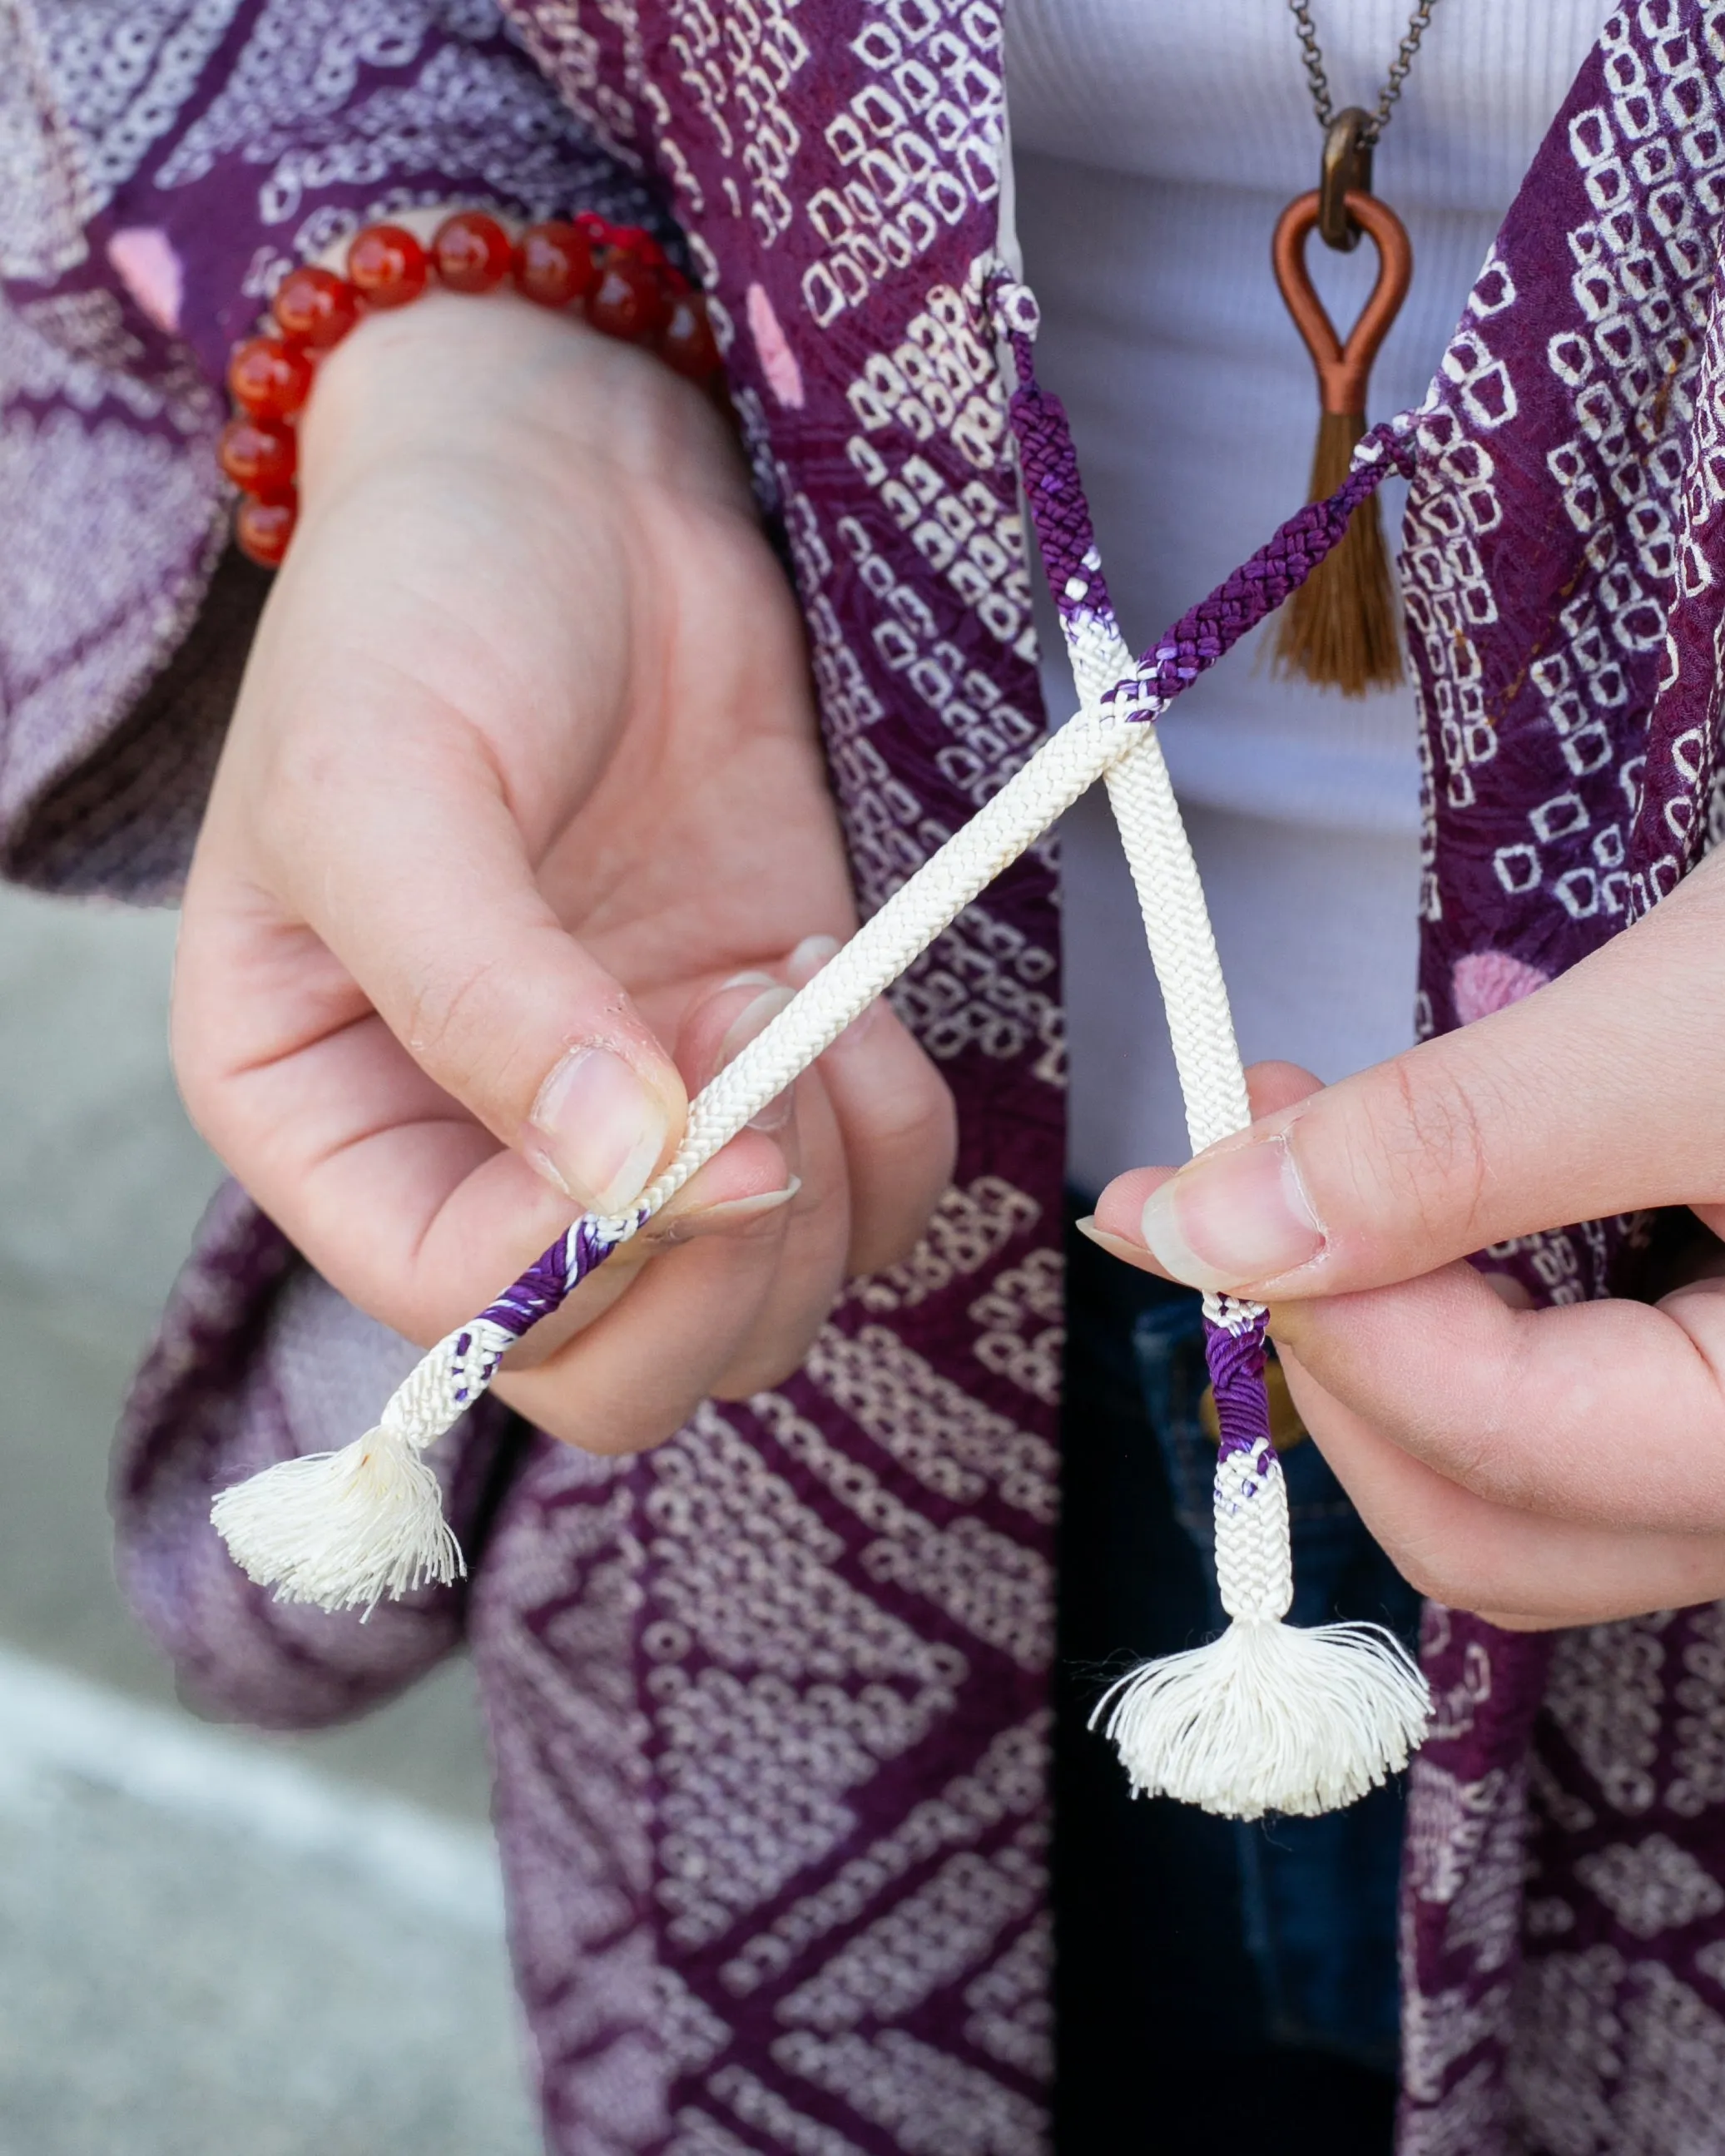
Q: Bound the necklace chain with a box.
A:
[1286,0,1444,144]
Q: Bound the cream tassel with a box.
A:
[212,1316,516,1611]
[211,1421,460,1613]
[1092,1425,1429,1820]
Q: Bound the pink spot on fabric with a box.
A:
[107,228,183,336]
[1452,950,1550,1024]
[747,282,804,409]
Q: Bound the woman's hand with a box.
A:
[1087,845,1725,1629]
[174,286,954,1453]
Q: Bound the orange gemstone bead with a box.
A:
[347,224,429,308]
[587,250,668,342]
[513,221,598,309]
[610,226,670,273]
[271,265,359,349]
[218,416,297,497]
[660,292,720,381]
[235,493,297,567]
[227,336,314,419]
[432,211,513,293]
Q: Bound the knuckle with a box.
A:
[534,1395,692,1456]
[169,1000,241,1161]
[169,1023,220,1138]
[866,1067,958,1171]
[845,1087,958,1276]
[1420,1417,1518,1509]
[399,954,511,1099]
[1351,1055,1496,1247]
[852,1204,933,1276]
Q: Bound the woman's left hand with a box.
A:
[1088,843,1725,1632]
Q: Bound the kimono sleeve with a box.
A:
[0,0,658,899]
[112,1178,531,1728]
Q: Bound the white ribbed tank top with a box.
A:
[1006,0,1608,1188]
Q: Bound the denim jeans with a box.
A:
[1054,1207,1420,2154]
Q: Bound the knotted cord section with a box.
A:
[471,1215,633,1354]
[1204,1304,1275,1465]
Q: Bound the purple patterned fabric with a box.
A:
[1390,12,1725,2148]
[8,0,1725,2149]
[11,4,1058,2149]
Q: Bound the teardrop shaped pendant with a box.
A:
[1271,108,1414,696]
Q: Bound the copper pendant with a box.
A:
[1272,191,1413,425]
[1270,109,1415,697]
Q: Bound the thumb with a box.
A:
[1130,854,1725,1298]
[266,726,687,1217]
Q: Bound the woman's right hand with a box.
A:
[173,280,955,1452]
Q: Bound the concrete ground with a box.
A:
[0,886,540,2154]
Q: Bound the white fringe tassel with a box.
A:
[212,1318,513,1611]
[1091,1426,1430,1820]
[1095,1617,1432,1821]
[211,1423,462,1613]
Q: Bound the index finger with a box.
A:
[1271,1261,1725,1536]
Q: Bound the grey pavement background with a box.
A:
[0,885,539,2154]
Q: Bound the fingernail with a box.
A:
[1073,1215,1154,1266]
[830,996,883,1054]
[717,984,795,1071]
[1138,1137,1324,1291]
[786,934,840,988]
[750,1089,795,1134]
[656,1178,801,1244]
[527,1044,671,1213]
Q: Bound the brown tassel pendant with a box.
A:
[1271,110,1414,696]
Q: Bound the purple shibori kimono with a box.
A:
[5,0,1725,2145]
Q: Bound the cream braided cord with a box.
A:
[592,694,1157,1237]
[619,612,1252,1239]
[1067,618,1254,1163]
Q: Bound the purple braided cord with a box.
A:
[1006,331,1113,624]
[1108,440,1415,711]
[1003,327,1417,711]
[443,1216,628,1406]
[1203,1311,1274,1465]
[1004,308,1331,1492]
[476,1214,622,1337]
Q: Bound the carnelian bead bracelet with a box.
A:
[221,211,722,567]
